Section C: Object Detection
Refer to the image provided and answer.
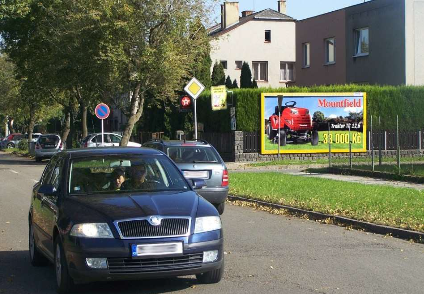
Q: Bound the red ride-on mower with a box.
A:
[266,101,319,146]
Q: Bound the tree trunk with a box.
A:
[8,117,15,134]
[81,102,88,139]
[121,83,143,146]
[61,107,71,146]
[27,110,36,143]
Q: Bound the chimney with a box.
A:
[242,10,254,17]
[278,0,286,15]
[221,2,239,30]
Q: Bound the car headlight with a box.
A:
[70,223,114,238]
[194,216,222,234]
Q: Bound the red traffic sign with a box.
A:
[95,103,110,120]
[179,95,192,112]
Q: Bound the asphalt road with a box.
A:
[0,152,423,294]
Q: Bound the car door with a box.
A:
[32,156,58,254]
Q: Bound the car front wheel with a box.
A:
[196,259,224,284]
[55,238,74,294]
[29,223,48,266]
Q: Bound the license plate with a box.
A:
[183,170,209,179]
[131,243,183,257]
[44,144,55,148]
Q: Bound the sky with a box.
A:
[212,0,367,22]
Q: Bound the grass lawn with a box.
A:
[230,172,424,232]
[1,148,30,157]
[264,130,364,152]
[249,156,424,167]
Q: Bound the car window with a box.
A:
[48,158,64,191]
[39,135,59,144]
[68,155,189,195]
[111,134,121,143]
[167,146,219,163]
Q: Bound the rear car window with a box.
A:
[39,135,59,144]
[167,146,220,163]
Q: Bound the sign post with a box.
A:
[277,95,283,160]
[95,103,110,146]
[184,77,205,140]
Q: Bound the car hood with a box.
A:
[64,190,199,223]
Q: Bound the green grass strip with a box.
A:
[230,172,424,232]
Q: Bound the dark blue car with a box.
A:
[29,148,224,293]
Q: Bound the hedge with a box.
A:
[197,85,424,132]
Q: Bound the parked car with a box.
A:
[81,133,141,148]
[34,134,64,162]
[29,147,223,293]
[0,133,23,149]
[143,140,228,214]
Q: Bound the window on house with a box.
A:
[303,43,310,67]
[325,38,335,64]
[354,28,369,56]
[220,60,227,69]
[265,30,271,42]
[235,61,243,70]
[280,62,295,81]
[252,61,268,81]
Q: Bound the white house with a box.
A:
[209,1,296,88]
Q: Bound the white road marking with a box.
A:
[9,170,19,174]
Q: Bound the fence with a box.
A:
[243,132,260,153]
[367,130,423,150]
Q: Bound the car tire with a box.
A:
[55,238,74,294]
[196,259,224,284]
[7,143,14,149]
[279,130,287,146]
[266,124,277,141]
[311,130,319,146]
[215,202,225,215]
[29,222,49,266]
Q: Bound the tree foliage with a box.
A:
[211,61,225,86]
[225,75,233,89]
[240,62,253,88]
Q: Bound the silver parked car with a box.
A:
[143,140,229,214]
[35,134,64,162]
[81,133,141,148]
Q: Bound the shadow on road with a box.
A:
[0,153,46,166]
[0,250,197,294]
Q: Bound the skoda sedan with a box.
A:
[29,148,224,293]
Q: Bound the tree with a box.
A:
[225,76,232,89]
[252,79,258,88]
[211,61,225,86]
[232,79,238,89]
[313,111,325,122]
[240,62,253,88]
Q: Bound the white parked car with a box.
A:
[81,133,141,148]
[34,134,64,162]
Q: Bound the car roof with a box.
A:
[146,140,211,147]
[62,147,162,159]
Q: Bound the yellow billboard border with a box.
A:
[260,92,367,154]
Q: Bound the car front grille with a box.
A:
[116,218,190,239]
[108,253,203,274]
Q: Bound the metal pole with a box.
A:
[349,125,352,170]
[371,115,374,172]
[379,116,382,166]
[278,117,280,160]
[328,123,331,169]
[194,98,198,140]
[397,115,400,175]
[418,130,422,151]
[101,119,104,146]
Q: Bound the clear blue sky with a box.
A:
[212,0,367,22]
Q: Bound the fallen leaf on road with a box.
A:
[270,266,274,269]
[190,285,196,289]
[5,222,10,224]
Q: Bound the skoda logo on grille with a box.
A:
[148,216,162,226]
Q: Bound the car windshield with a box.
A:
[167,146,219,163]
[68,155,189,195]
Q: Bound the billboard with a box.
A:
[261,93,367,154]
[211,85,227,111]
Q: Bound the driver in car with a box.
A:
[122,164,154,190]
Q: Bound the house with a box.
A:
[209,1,296,88]
[295,0,424,86]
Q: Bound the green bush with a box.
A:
[18,139,29,151]
[197,85,424,132]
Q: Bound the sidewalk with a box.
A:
[226,162,424,191]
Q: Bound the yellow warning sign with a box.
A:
[184,77,205,100]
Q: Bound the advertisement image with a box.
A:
[261,93,367,154]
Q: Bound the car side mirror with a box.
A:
[38,184,57,196]
[191,179,206,189]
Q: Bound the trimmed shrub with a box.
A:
[18,139,28,151]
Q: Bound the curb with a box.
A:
[228,195,424,243]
